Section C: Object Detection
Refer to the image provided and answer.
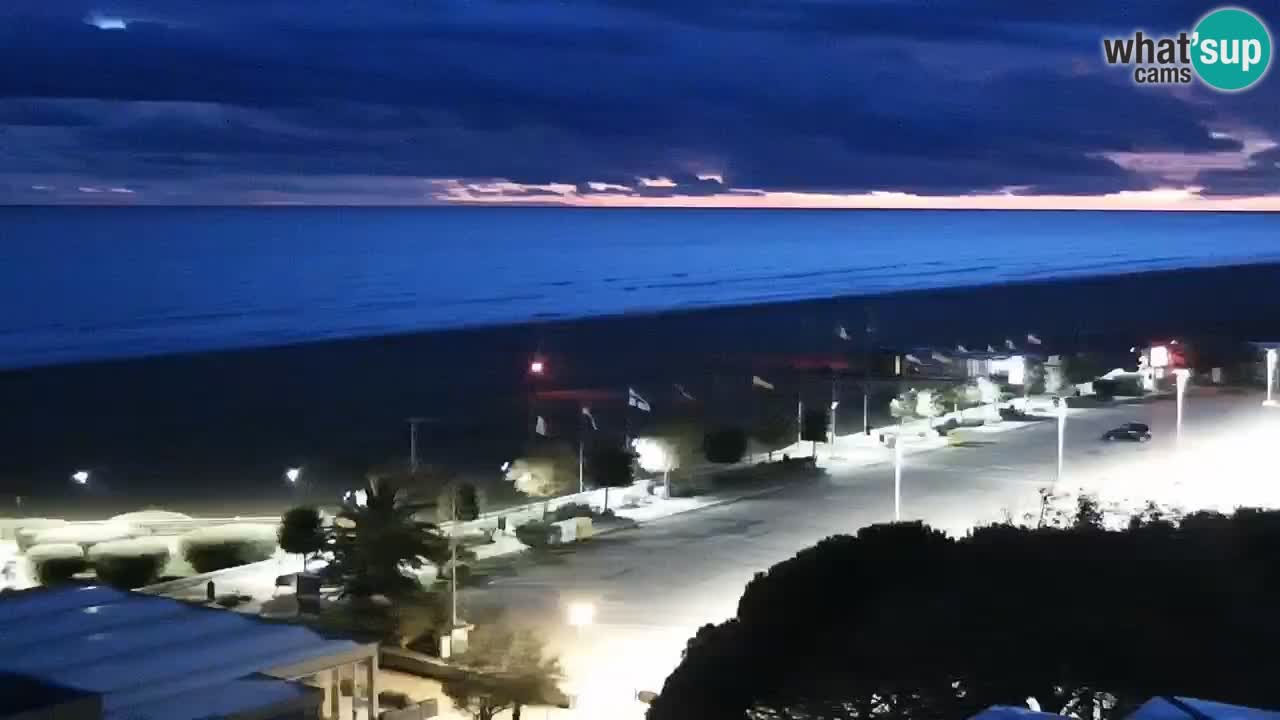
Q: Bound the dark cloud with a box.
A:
[0,0,1273,202]
[1197,146,1280,196]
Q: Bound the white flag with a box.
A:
[957,345,969,353]
[1005,339,1016,350]
[836,325,851,341]
[628,387,650,412]
[674,383,695,401]
[904,353,923,365]
[1027,333,1043,345]
[987,344,996,353]
[931,350,951,364]
[581,406,598,430]
[535,416,548,436]
[751,375,775,391]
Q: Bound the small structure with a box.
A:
[0,585,384,720]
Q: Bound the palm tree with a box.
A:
[326,477,450,598]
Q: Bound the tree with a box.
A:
[1061,353,1105,385]
[437,483,482,523]
[279,506,326,571]
[442,619,566,720]
[504,443,578,510]
[704,427,748,464]
[753,402,795,459]
[589,445,635,512]
[648,510,1280,720]
[799,408,829,458]
[326,477,450,599]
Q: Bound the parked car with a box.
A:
[999,405,1030,421]
[1101,422,1151,442]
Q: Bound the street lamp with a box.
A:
[830,401,840,443]
[71,470,90,485]
[567,601,595,632]
[284,467,302,484]
[1265,349,1278,408]
[1174,368,1191,444]
[893,434,903,522]
[1056,398,1067,486]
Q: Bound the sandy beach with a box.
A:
[2,262,1278,519]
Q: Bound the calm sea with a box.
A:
[1,207,1277,370]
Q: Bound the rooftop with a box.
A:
[0,585,374,720]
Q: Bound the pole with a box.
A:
[663,468,670,499]
[1265,349,1278,407]
[1175,370,1188,445]
[796,396,803,448]
[863,391,870,436]
[407,417,424,476]
[1056,399,1066,486]
[830,375,838,443]
[894,419,903,522]
[450,484,459,629]
[578,436,585,494]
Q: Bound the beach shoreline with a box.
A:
[3,261,1279,519]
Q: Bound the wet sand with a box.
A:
[2,262,1278,519]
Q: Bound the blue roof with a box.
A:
[0,585,369,719]
[1130,697,1280,720]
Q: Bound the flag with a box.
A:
[904,353,922,365]
[581,406,598,430]
[836,324,851,341]
[1027,333,1043,345]
[987,344,996,353]
[535,416,548,436]
[931,350,951,364]
[957,345,969,353]
[751,375,775,391]
[674,383,695,401]
[1005,339,1016,350]
[628,387,651,412]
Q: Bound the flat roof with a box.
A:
[0,671,97,714]
[0,585,373,720]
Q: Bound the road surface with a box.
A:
[461,389,1280,718]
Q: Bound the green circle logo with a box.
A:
[1192,7,1272,91]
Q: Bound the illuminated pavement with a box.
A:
[460,389,1280,719]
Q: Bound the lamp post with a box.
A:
[893,431,903,522]
[1265,349,1278,407]
[1174,368,1190,444]
[1056,398,1066,486]
[830,401,840,444]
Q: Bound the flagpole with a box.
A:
[578,414,585,494]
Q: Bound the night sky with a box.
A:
[2,1,1278,208]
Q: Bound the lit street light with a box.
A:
[529,359,545,376]
[567,601,596,631]
[1174,368,1190,444]
[1265,349,1278,408]
[284,467,302,484]
[71,470,90,485]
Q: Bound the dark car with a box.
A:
[1101,422,1151,442]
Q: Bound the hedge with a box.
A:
[181,524,278,573]
[27,543,88,586]
[89,538,172,589]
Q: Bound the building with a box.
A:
[0,585,382,720]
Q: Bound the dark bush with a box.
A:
[35,556,88,585]
[183,537,276,573]
[550,502,595,521]
[94,554,165,589]
[379,691,413,709]
[704,427,748,464]
[1093,378,1118,400]
[515,520,557,549]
